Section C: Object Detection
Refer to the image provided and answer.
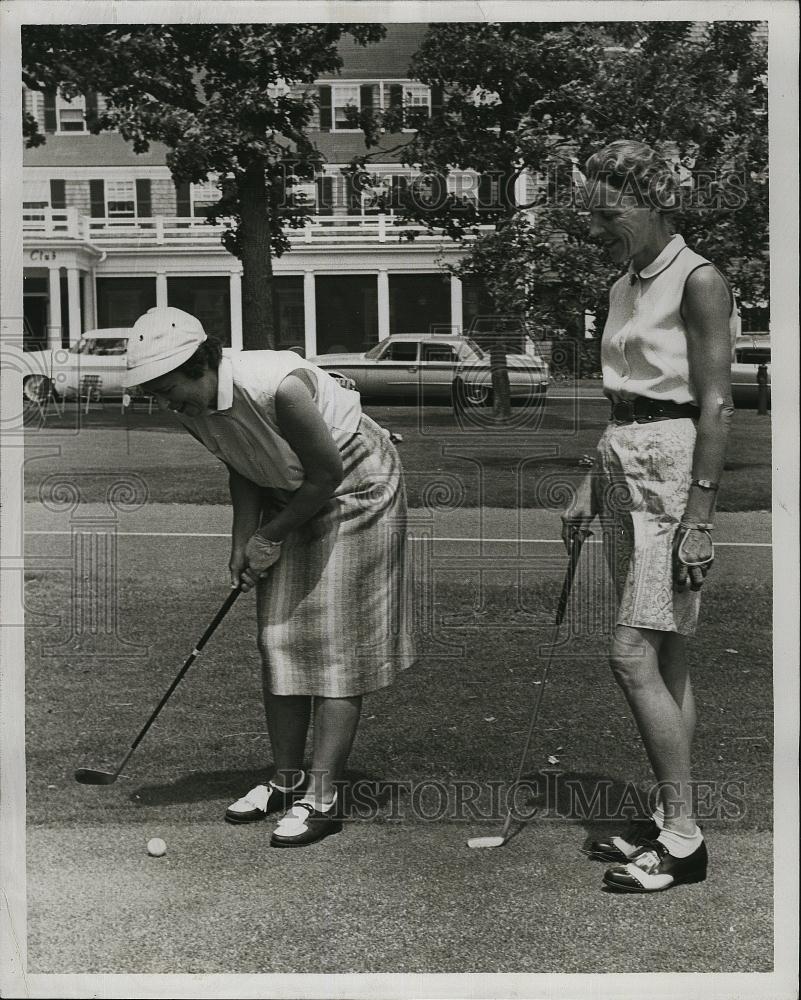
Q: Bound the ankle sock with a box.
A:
[657,825,703,858]
[270,770,305,793]
[652,805,665,829]
[299,791,337,813]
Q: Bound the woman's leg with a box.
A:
[263,692,311,788]
[609,625,695,834]
[658,632,696,744]
[305,695,363,804]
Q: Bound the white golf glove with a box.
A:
[245,532,283,576]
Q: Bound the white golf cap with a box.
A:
[124,307,207,387]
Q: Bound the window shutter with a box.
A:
[85,90,98,124]
[359,84,374,112]
[135,179,152,218]
[430,85,444,116]
[49,180,66,209]
[89,179,105,217]
[175,180,191,217]
[318,85,332,131]
[315,176,334,216]
[389,84,403,110]
[44,88,57,132]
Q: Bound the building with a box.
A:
[22,25,521,356]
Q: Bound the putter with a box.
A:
[75,587,242,785]
[467,527,591,848]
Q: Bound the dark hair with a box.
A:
[175,336,223,380]
[585,140,679,211]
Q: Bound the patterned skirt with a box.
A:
[593,418,701,637]
[256,414,417,696]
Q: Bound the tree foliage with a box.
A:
[352,21,768,354]
[22,24,385,348]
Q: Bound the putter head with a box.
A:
[466,835,507,849]
[74,767,118,785]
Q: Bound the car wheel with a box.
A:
[453,378,492,411]
[23,374,54,403]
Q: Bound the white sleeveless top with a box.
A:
[178,350,362,490]
[601,234,739,405]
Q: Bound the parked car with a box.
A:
[731,333,771,408]
[22,328,132,403]
[309,333,550,406]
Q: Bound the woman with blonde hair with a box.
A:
[565,140,737,892]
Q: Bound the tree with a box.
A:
[351,21,768,394]
[22,24,385,348]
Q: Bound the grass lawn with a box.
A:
[25,568,772,833]
[23,398,772,511]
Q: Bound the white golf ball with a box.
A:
[147,837,167,857]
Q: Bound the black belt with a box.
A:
[610,396,700,424]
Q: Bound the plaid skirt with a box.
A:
[256,414,416,696]
[593,418,702,636]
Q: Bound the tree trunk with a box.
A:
[239,163,275,349]
[489,335,512,421]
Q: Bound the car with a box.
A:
[22,328,132,404]
[308,333,550,406]
[731,332,771,408]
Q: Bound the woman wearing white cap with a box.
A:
[564,141,737,892]
[124,307,416,847]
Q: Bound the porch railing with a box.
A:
[22,207,482,247]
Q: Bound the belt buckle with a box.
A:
[612,400,635,424]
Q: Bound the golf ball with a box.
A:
[147,837,167,857]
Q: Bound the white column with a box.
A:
[66,267,82,345]
[81,269,97,330]
[303,271,316,357]
[450,274,463,335]
[47,266,62,349]
[155,270,168,309]
[377,269,390,340]
[229,271,243,352]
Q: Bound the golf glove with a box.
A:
[245,532,283,576]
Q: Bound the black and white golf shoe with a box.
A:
[603,838,708,893]
[586,817,661,862]
[270,797,342,848]
[225,776,305,825]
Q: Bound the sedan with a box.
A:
[309,334,550,406]
[22,328,132,404]
[731,333,770,408]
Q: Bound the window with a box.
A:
[23,179,50,210]
[71,337,129,356]
[105,180,136,219]
[191,177,222,217]
[404,84,431,112]
[380,341,419,363]
[57,92,86,133]
[333,84,360,130]
[422,343,458,364]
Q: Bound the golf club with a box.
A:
[467,527,591,848]
[75,586,242,785]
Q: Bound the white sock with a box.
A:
[270,770,305,793]
[657,826,703,858]
[299,790,337,813]
[652,805,665,829]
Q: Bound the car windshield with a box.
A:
[71,338,129,356]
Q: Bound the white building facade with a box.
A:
[22,26,526,356]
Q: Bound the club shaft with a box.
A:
[497,531,588,836]
[111,588,241,777]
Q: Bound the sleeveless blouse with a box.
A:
[177,350,362,490]
[601,234,739,406]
